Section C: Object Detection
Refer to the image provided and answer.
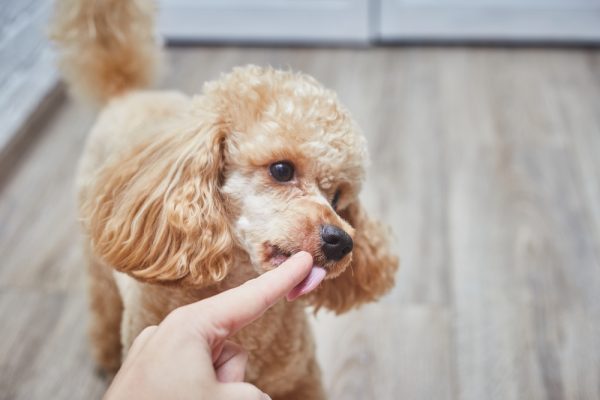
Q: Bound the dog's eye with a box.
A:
[269,161,295,182]
[332,189,341,210]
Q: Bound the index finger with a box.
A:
[182,251,313,339]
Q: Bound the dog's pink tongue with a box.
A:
[286,266,327,301]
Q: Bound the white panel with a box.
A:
[158,0,370,43]
[379,0,600,42]
[397,0,599,7]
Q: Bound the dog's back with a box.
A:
[76,91,189,211]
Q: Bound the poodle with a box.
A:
[51,0,399,398]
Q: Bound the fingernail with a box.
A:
[262,393,272,400]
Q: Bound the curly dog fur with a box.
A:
[51,1,398,398]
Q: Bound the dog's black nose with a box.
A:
[320,225,353,261]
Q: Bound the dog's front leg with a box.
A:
[112,272,171,358]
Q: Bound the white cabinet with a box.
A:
[159,0,600,43]
[158,0,370,43]
[378,0,600,42]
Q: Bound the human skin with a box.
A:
[104,252,314,400]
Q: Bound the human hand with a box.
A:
[104,251,317,400]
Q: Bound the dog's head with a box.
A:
[85,66,398,313]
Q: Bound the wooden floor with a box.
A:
[1,46,600,400]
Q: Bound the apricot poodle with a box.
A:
[51,0,398,398]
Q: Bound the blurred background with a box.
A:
[1,1,600,399]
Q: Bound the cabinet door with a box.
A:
[378,0,600,43]
[159,0,370,43]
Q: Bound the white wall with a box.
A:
[378,0,600,42]
[0,0,57,159]
[158,0,371,43]
[159,0,600,43]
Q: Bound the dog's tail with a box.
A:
[49,0,163,104]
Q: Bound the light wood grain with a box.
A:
[1,46,599,400]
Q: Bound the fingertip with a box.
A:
[285,251,313,277]
[290,250,313,265]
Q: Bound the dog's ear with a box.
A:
[309,201,399,313]
[81,113,234,286]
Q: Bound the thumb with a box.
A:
[214,340,248,382]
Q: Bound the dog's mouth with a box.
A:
[266,243,292,268]
[264,242,327,300]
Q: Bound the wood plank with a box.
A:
[311,304,454,400]
[0,288,107,399]
[440,49,600,400]
[0,96,94,292]
[1,46,600,400]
